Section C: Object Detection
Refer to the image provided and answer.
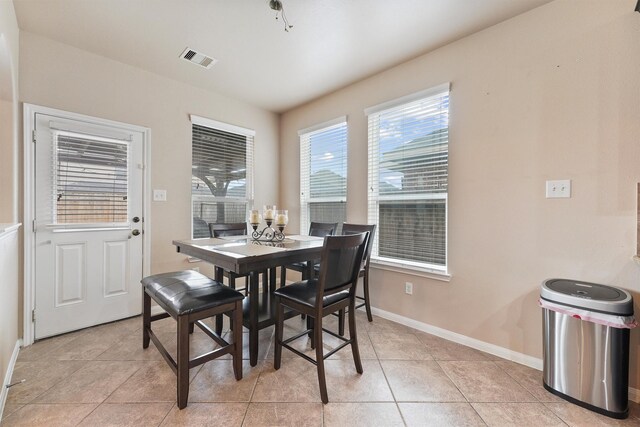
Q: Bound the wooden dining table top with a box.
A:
[172,235,325,275]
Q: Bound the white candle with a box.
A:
[264,209,274,220]
[250,211,260,224]
[276,214,287,226]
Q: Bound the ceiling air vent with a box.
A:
[180,47,217,69]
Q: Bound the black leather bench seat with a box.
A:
[142,270,244,316]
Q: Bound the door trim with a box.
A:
[23,103,152,345]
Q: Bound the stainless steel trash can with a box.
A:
[541,278,633,419]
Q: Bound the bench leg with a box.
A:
[143,291,151,349]
[177,315,190,409]
[233,300,243,380]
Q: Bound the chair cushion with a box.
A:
[273,279,348,308]
[142,270,244,316]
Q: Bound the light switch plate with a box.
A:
[545,180,571,198]
[153,189,167,202]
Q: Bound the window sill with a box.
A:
[370,258,451,282]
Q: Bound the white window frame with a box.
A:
[366,84,451,278]
[190,115,255,238]
[299,116,347,234]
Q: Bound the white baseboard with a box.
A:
[370,306,543,369]
[0,340,23,420]
[369,306,640,403]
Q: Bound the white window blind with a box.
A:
[191,119,254,238]
[299,118,347,234]
[367,84,449,271]
[54,131,129,225]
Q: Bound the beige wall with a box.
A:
[0,99,13,221]
[280,0,640,387]
[0,0,20,408]
[19,32,280,276]
[0,0,19,224]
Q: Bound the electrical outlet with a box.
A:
[153,189,167,202]
[545,180,571,198]
[405,282,413,295]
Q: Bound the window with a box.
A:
[299,117,347,234]
[366,84,450,272]
[190,115,254,238]
[54,131,129,224]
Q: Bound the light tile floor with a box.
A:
[3,311,640,426]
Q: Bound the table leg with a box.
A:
[305,260,314,280]
[302,261,314,322]
[269,267,277,293]
[249,270,260,366]
[214,266,223,282]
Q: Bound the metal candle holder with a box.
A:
[249,206,288,242]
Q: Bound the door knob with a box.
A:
[132,216,140,223]
[132,229,141,236]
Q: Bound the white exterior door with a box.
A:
[33,112,144,339]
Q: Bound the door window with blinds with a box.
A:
[366,84,450,272]
[299,118,347,234]
[191,115,254,238]
[53,130,130,226]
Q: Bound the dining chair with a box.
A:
[273,232,368,404]
[310,224,376,334]
[193,217,210,238]
[333,223,377,335]
[279,221,337,288]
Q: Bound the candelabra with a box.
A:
[249,205,288,242]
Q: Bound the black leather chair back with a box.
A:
[309,222,338,238]
[209,222,248,238]
[342,223,376,269]
[193,217,211,238]
[316,233,368,297]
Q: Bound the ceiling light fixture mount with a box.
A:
[269,0,293,32]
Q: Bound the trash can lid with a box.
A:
[541,278,633,315]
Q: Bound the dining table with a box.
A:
[172,234,325,366]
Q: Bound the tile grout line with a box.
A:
[7,359,89,407]
[492,359,579,427]
[157,402,177,427]
[434,359,489,426]
[368,327,408,427]
[71,359,149,425]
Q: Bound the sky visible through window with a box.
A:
[309,125,347,198]
[378,97,449,191]
[306,97,448,194]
